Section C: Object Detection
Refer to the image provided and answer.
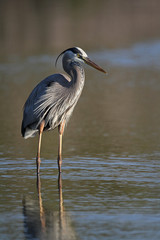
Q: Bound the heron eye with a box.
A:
[77,53,82,59]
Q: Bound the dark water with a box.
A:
[0,41,160,239]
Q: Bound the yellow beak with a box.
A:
[83,57,107,74]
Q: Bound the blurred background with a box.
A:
[1,1,160,240]
[1,0,160,155]
[1,0,160,57]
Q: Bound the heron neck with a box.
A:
[69,62,85,86]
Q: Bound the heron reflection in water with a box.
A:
[21,47,106,174]
[23,175,77,240]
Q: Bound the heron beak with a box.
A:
[83,57,107,74]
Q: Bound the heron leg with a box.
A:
[36,120,45,175]
[58,121,65,173]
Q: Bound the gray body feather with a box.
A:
[21,61,85,139]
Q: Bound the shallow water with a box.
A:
[0,42,160,239]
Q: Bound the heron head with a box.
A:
[55,47,107,74]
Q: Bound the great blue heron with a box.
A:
[21,47,106,174]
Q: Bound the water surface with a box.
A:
[0,42,160,239]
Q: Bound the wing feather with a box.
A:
[21,73,72,137]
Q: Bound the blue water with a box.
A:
[94,41,160,69]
